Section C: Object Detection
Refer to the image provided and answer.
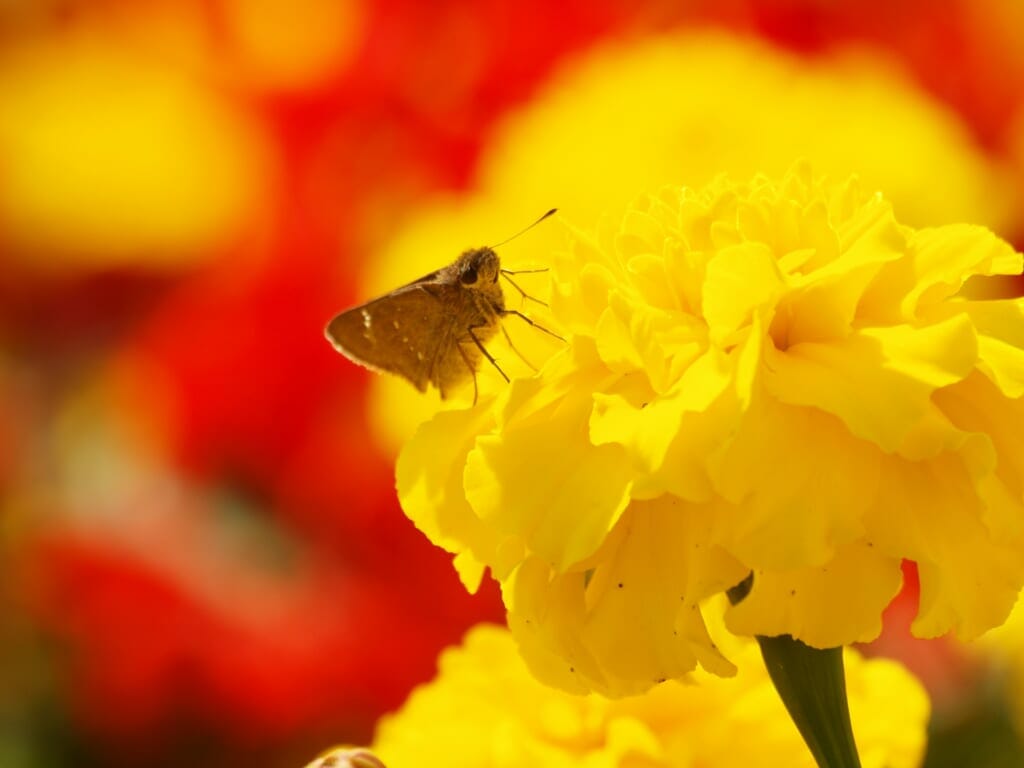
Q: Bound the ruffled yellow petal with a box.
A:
[396,406,504,590]
[857,223,1022,325]
[589,347,731,483]
[773,198,906,345]
[371,624,930,768]
[935,372,1024,530]
[506,498,748,697]
[725,542,903,647]
[465,390,633,572]
[594,290,702,394]
[765,316,978,453]
[703,242,783,344]
[951,299,1024,397]
[708,392,878,571]
[865,445,1024,639]
[906,225,1023,313]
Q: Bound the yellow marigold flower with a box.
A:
[397,163,1024,696]
[365,32,1018,451]
[370,624,928,768]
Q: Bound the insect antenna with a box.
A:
[489,208,557,249]
[493,208,565,370]
[492,210,557,307]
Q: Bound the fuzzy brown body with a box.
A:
[325,247,506,398]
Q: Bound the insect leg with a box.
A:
[455,342,479,405]
[500,272,547,307]
[468,325,511,383]
[500,309,565,341]
[501,325,538,372]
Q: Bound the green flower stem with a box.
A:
[758,635,862,768]
[728,575,862,768]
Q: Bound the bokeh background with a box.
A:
[2,2,1024,767]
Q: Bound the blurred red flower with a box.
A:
[19,505,504,759]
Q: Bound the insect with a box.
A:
[324,209,561,401]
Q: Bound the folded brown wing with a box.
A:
[325,283,455,392]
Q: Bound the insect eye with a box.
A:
[460,267,478,284]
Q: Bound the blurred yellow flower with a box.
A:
[479,33,1015,234]
[397,164,1024,696]
[362,32,1018,452]
[368,624,928,768]
[0,34,272,270]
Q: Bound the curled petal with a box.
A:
[766,315,978,453]
[725,542,903,647]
